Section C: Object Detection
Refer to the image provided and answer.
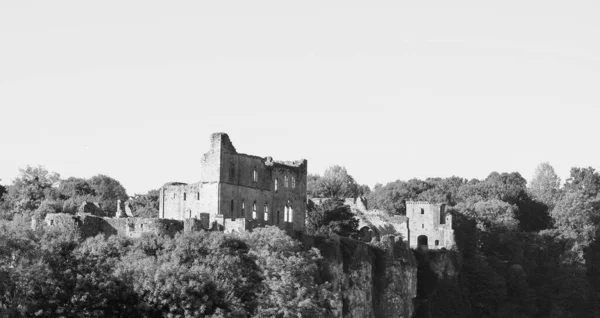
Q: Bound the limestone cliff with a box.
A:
[413,249,470,318]
[301,235,418,318]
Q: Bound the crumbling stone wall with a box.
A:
[159,132,308,234]
[42,213,190,239]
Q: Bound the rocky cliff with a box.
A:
[301,235,419,318]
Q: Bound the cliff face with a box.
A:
[301,235,418,318]
[414,249,470,318]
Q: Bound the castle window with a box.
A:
[284,205,289,222]
[241,200,245,218]
[292,177,296,188]
[289,205,293,222]
[253,169,258,182]
[230,199,235,219]
[183,193,186,201]
[197,192,200,200]
[284,176,289,188]
[275,179,278,191]
[264,204,269,221]
[420,208,424,215]
[252,201,257,219]
[440,204,446,224]
[435,240,439,246]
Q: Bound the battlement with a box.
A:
[406,201,443,205]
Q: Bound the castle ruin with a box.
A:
[159,133,307,233]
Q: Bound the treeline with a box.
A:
[367,163,600,317]
[0,165,159,221]
[0,220,335,317]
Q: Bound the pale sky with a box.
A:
[1,1,599,195]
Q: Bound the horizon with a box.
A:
[1,1,599,194]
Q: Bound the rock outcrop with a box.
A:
[301,234,418,318]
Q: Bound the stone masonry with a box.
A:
[159,133,308,233]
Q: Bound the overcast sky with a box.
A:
[1,1,599,195]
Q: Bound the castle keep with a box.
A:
[405,201,454,250]
[159,133,307,233]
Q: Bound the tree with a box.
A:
[0,179,6,201]
[88,174,128,214]
[318,166,360,199]
[529,162,561,207]
[240,227,337,317]
[550,189,600,263]
[4,165,60,214]
[58,177,96,199]
[306,174,323,198]
[306,199,359,238]
[564,167,600,197]
[129,189,160,218]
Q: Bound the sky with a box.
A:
[1,1,599,195]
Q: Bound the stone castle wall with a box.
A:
[406,201,454,250]
[43,213,186,239]
[159,133,307,233]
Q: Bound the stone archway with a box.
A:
[359,226,373,242]
[417,235,428,247]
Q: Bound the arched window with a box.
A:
[289,205,293,222]
[435,240,440,246]
[292,177,296,188]
[252,201,257,219]
[274,179,278,191]
[241,200,245,218]
[264,203,269,221]
[284,176,289,188]
[284,205,288,222]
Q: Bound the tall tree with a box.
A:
[306,174,323,198]
[4,165,60,214]
[529,162,561,207]
[88,174,128,214]
[318,166,359,199]
[564,167,600,197]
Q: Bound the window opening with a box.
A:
[264,204,269,221]
[231,199,235,220]
[252,201,257,219]
[241,200,245,218]
[292,177,296,188]
[284,176,289,188]
[420,208,424,215]
[422,224,424,228]
[253,169,258,182]
[183,193,186,201]
[274,179,278,191]
[435,240,439,246]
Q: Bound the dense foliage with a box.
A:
[0,222,336,317]
[0,166,157,221]
[306,198,359,238]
